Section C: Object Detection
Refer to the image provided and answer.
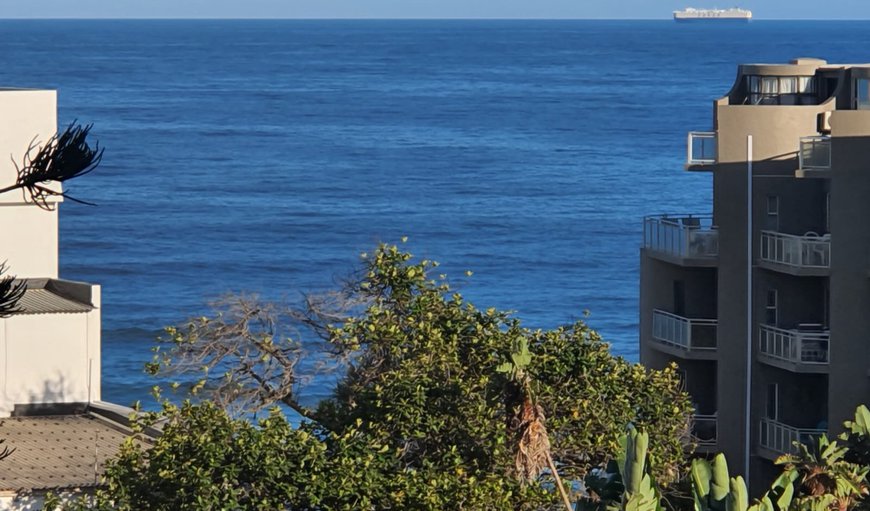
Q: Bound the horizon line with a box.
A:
[0,16,868,21]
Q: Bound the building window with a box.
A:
[675,368,687,391]
[766,195,779,231]
[766,195,779,215]
[826,192,830,233]
[747,75,817,105]
[673,280,686,317]
[857,79,870,110]
[766,383,779,420]
[823,284,830,328]
[765,289,778,326]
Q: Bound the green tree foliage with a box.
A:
[63,242,692,509]
[164,242,691,482]
[782,437,869,511]
[57,401,555,511]
[841,406,870,470]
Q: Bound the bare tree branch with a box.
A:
[155,295,319,418]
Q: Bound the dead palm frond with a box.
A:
[0,122,103,209]
[501,338,574,510]
[0,263,24,318]
[515,394,551,481]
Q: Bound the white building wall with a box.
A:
[0,90,60,278]
[0,206,58,278]
[86,286,101,404]
[0,306,99,417]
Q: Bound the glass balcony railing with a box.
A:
[643,215,718,261]
[799,136,831,171]
[759,418,825,457]
[652,309,717,352]
[687,131,717,166]
[759,324,829,366]
[759,231,830,270]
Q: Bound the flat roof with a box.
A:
[0,413,131,492]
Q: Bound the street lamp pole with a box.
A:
[745,134,753,479]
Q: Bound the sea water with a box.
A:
[0,20,866,406]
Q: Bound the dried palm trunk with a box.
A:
[513,393,573,511]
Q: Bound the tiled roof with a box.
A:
[14,279,93,315]
[0,414,130,491]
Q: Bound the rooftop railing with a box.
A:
[759,418,825,457]
[687,131,717,166]
[759,324,829,366]
[652,309,717,352]
[760,231,830,269]
[799,136,831,171]
[643,215,718,260]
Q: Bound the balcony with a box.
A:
[692,414,718,452]
[759,324,829,373]
[686,131,717,169]
[759,418,826,460]
[759,231,830,276]
[651,309,717,359]
[643,215,718,266]
[797,136,831,177]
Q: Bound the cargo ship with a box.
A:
[673,7,752,21]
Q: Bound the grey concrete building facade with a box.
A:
[639,58,870,490]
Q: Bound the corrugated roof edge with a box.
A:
[11,279,95,315]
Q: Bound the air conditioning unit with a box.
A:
[817,111,832,134]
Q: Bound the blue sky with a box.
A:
[3,0,870,19]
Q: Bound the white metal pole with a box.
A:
[745,135,753,479]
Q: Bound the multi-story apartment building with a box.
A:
[639,57,870,489]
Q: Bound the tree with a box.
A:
[144,241,692,500]
[55,400,558,511]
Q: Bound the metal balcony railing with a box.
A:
[687,131,717,165]
[759,418,825,456]
[759,324,829,365]
[799,136,831,171]
[759,325,831,365]
[692,414,718,447]
[643,215,718,260]
[652,309,717,351]
[760,231,830,269]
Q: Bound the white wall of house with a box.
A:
[0,89,60,279]
[0,287,101,417]
[0,205,58,279]
[0,88,101,416]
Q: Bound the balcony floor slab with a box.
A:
[649,340,718,361]
[794,168,830,179]
[643,248,718,268]
[685,163,716,172]
[756,445,782,462]
[757,355,829,374]
[758,260,829,277]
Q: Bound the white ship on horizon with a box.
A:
[673,7,752,21]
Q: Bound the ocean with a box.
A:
[0,19,864,407]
